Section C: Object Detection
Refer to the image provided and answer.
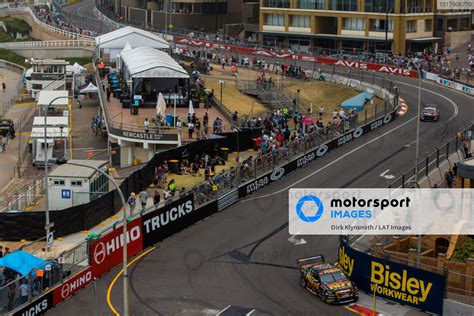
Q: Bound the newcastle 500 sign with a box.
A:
[338,240,445,314]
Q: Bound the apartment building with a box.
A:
[259,0,472,55]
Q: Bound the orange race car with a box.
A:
[298,255,359,304]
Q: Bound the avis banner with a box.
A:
[174,36,417,78]
[89,218,143,277]
[338,240,445,314]
[142,194,196,248]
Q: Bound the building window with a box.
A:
[266,14,285,26]
[365,0,394,12]
[424,19,432,32]
[71,180,83,187]
[329,0,357,11]
[342,18,365,31]
[53,179,65,186]
[407,0,423,13]
[291,15,311,27]
[436,18,443,31]
[407,20,417,32]
[297,0,324,9]
[460,18,470,30]
[263,0,290,8]
[370,19,393,32]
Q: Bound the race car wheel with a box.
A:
[300,277,307,288]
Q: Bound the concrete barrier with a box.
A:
[443,298,474,316]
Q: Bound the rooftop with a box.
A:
[95,26,169,50]
[49,160,108,178]
[36,90,69,106]
[121,47,189,79]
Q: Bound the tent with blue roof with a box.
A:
[340,91,374,112]
[0,251,49,276]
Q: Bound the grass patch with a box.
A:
[167,160,239,191]
[0,48,27,67]
[452,238,474,262]
[203,76,268,116]
[0,17,31,37]
[284,81,385,123]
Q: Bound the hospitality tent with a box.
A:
[95,26,169,60]
[72,62,86,73]
[120,47,190,106]
[0,251,49,276]
[80,82,99,93]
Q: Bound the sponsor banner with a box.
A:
[315,57,418,77]
[338,240,445,314]
[437,77,474,96]
[53,267,93,305]
[89,218,143,277]
[13,291,53,316]
[422,70,440,81]
[173,36,416,78]
[289,188,474,235]
[238,163,293,198]
[142,194,196,248]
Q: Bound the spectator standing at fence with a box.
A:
[19,280,28,305]
[2,82,5,92]
[4,247,10,256]
[153,190,160,205]
[139,189,148,210]
[144,118,150,134]
[232,111,238,127]
[445,171,454,188]
[127,193,136,213]
[319,106,324,120]
[106,87,111,101]
[188,121,195,139]
[168,179,176,196]
[0,245,3,258]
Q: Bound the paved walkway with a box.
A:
[0,68,31,193]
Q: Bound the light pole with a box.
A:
[65,161,129,316]
[400,57,422,267]
[43,96,69,253]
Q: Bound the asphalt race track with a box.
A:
[46,59,474,315]
[44,4,474,313]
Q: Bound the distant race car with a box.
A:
[298,255,358,304]
[420,105,440,122]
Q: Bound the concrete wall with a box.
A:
[443,299,474,315]
[8,48,94,59]
[444,30,473,49]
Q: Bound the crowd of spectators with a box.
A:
[35,6,97,37]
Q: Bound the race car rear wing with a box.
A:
[297,255,325,269]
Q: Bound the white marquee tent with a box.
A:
[95,26,169,60]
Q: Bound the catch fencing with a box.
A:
[0,241,88,313]
[389,125,473,188]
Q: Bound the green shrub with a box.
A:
[0,17,31,37]
[452,238,474,262]
[0,48,27,67]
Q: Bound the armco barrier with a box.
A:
[338,239,446,314]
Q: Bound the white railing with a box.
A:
[8,4,95,42]
[0,39,95,49]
